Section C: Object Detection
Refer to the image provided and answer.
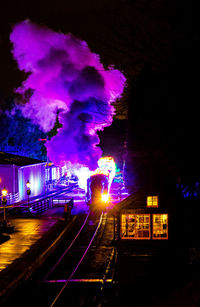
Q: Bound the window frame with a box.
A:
[152,214,168,240]
[121,213,151,240]
[147,195,159,208]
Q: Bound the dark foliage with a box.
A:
[0,99,47,160]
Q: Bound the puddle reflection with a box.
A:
[0,219,56,271]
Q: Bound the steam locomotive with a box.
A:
[85,157,116,212]
[86,173,109,211]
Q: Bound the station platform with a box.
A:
[0,208,78,302]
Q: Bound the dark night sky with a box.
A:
[0,0,195,95]
[0,0,198,185]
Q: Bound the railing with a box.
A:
[6,193,19,205]
[52,198,69,205]
[0,184,77,216]
[29,198,53,214]
[18,184,77,215]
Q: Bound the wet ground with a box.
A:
[0,184,128,274]
[0,218,57,271]
[0,187,87,272]
[1,183,200,307]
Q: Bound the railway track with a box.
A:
[3,210,117,306]
[47,212,103,306]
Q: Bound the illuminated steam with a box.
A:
[10,20,126,169]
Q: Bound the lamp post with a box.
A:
[120,139,127,201]
[2,187,8,221]
[26,180,31,207]
[38,136,49,194]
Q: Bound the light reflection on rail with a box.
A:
[45,278,112,283]
[50,212,104,307]
[43,212,90,281]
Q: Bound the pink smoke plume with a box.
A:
[10,20,126,169]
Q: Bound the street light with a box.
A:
[2,187,8,221]
[26,180,31,207]
[38,136,49,193]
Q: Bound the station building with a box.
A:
[110,187,179,255]
[0,152,65,202]
[111,190,181,285]
[115,193,169,241]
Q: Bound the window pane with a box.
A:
[153,214,168,239]
[121,214,150,239]
[147,196,158,207]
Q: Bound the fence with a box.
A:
[6,193,19,205]
[29,198,53,214]
[1,184,77,216]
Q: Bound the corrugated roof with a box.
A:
[0,152,43,166]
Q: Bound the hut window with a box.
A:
[153,214,168,239]
[147,196,158,208]
[121,214,150,239]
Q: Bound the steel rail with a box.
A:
[50,212,104,307]
[43,212,90,281]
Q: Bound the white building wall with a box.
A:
[18,163,46,200]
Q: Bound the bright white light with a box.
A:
[73,166,92,190]
[97,157,116,193]
[26,181,31,188]
[2,188,8,197]
[66,157,116,193]
[102,193,109,203]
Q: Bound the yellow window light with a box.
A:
[121,214,151,240]
[152,214,168,240]
[147,195,158,208]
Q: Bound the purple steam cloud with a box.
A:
[10,20,126,169]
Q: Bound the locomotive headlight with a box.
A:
[102,193,109,203]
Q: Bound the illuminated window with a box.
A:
[153,214,168,239]
[121,214,150,239]
[52,168,57,180]
[45,168,50,182]
[147,196,158,208]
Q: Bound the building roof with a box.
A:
[111,193,145,214]
[0,152,44,166]
[111,189,171,214]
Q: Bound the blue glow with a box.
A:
[177,181,200,199]
[18,163,45,200]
